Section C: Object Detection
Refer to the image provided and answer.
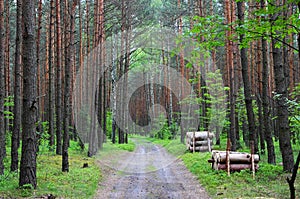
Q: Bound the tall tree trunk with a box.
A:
[55,0,62,155]
[98,0,105,148]
[256,36,265,154]
[237,1,257,153]
[0,0,5,175]
[261,21,275,165]
[11,0,22,172]
[62,0,77,172]
[272,38,294,172]
[78,2,83,109]
[260,0,275,165]
[36,0,42,120]
[4,0,10,133]
[225,0,236,151]
[63,0,70,171]
[179,0,185,143]
[19,0,37,188]
[48,0,55,147]
[111,32,117,144]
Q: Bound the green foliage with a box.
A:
[150,114,178,140]
[37,121,51,154]
[106,111,112,139]
[100,137,136,152]
[4,96,14,107]
[4,96,13,121]
[288,83,300,144]
[115,139,135,152]
[235,1,300,50]
[188,15,226,51]
[185,1,299,53]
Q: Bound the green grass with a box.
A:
[181,152,298,198]
[148,136,300,199]
[0,141,101,199]
[148,137,187,157]
[100,138,136,152]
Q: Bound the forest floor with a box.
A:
[94,138,210,199]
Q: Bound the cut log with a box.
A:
[186,131,214,140]
[189,146,210,152]
[189,140,213,146]
[216,163,259,171]
[209,150,260,172]
[213,153,259,164]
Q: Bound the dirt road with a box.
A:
[95,138,210,199]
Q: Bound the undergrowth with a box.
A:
[0,141,101,199]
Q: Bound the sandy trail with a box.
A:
[95,138,210,199]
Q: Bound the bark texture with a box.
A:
[272,39,294,172]
[11,0,22,172]
[19,0,38,188]
[237,1,257,153]
[0,0,5,175]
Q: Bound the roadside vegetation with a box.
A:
[2,131,298,199]
[148,135,300,199]
[0,141,101,198]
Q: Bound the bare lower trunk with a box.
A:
[11,0,22,172]
[260,5,275,163]
[0,0,5,175]
[55,0,62,155]
[237,1,257,153]
[48,0,55,147]
[19,0,37,188]
[272,38,294,172]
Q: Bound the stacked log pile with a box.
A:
[186,131,214,152]
[208,150,260,172]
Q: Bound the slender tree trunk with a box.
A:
[257,94,265,154]
[0,0,5,175]
[11,0,22,172]
[4,0,10,133]
[63,0,70,171]
[78,2,83,109]
[48,0,55,147]
[55,0,62,155]
[272,38,294,172]
[62,0,77,172]
[99,0,105,148]
[261,6,275,163]
[237,1,257,153]
[111,33,117,144]
[36,0,42,120]
[225,0,236,151]
[179,0,185,143]
[19,0,37,188]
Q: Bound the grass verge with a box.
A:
[181,152,299,199]
[0,141,101,199]
[148,137,300,199]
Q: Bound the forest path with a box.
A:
[94,138,210,199]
